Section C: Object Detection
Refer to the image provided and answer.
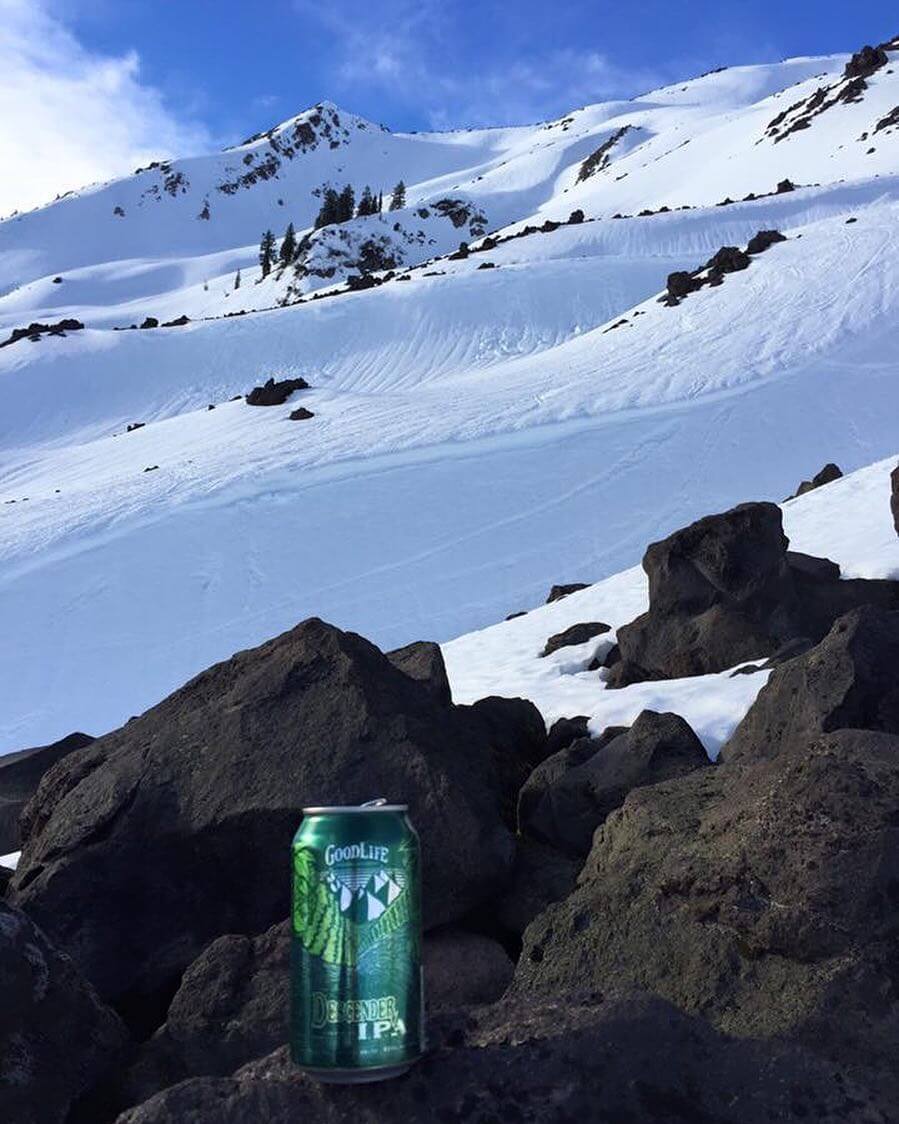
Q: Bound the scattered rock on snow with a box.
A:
[787,461,842,499]
[245,377,310,406]
[545,582,588,603]
[287,407,314,421]
[746,229,787,254]
[541,621,610,657]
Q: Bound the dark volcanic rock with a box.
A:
[705,245,750,278]
[11,619,515,1030]
[493,838,582,936]
[545,582,588,603]
[544,715,590,755]
[790,461,843,498]
[0,900,128,1124]
[385,640,452,705]
[461,696,548,826]
[722,606,899,764]
[122,922,511,1111]
[607,501,899,685]
[891,463,899,535]
[516,727,899,1077]
[518,711,708,855]
[540,621,610,656]
[423,928,514,1011]
[139,317,159,329]
[115,993,892,1124]
[287,407,314,421]
[844,44,889,79]
[746,228,787,254]
[665,270,702,300]
[245,377,310,406]
[0,731,93,851]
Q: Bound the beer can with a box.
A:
[290,798,424,1082]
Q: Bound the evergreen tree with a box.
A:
[314,187,340,228]
[388,180,406,210]
[234,269,241,290]
[259,229,276,277]
[338,184,355,223]
[280,222,297,265]
[357,186,375,217]
[377,190,383,214]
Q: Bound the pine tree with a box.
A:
[388,180,406,210]
[314,187,340,229]
[357,186,375,217]
[234,269,241,290]
[377,190,383,214]
[338,184,355,223]
[259,230,276,277]
[280,222,296,265]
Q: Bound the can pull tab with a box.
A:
[360,797,388,808]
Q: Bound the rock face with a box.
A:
[722,606,899,763]
[423,928,514,1011]
[11,619,515,1030]
[460,696,548,826]
[608,501,899,686]
[518,712,708,855]
[492,838,581,937]
[516,726,899,1078]
[0,731,93,851]
[891,462,899,536]
[540,621,609,656]
[0,900,127,1124]
[385,640,451,705]
[115,994,891,1124]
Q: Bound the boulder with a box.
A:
[0,900,128,1124]
[518,712,707,855]
[776,178,795,193]
[423,928,514,1011]
[139,317,159,329]
[665,270,701,301]
[789,461,842,498]
[704,245,750,280]
[11,619,515,1032]
[722,606,899,763]
[114,993,892,1124]
[287,407,314,421]
[545,582,588,603]
[567,209,584,224]
[0,731,93,851]
[516,728,899,1076]
[543,715,589,755]
[385,640,452,706]
[245,377,310,406]
[540,621,609,657]
[459,696,547,826]
[844,44,889,79]
[493,838,582,936]
[745,229,786,254]
[891,463,899,536]
[607,501,899,686]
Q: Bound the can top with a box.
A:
[302,797,408,815]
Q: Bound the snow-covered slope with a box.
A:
[1,37,898,750]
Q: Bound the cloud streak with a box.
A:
[0,0,211,216]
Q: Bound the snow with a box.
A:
[0,851,21,870]
[443,454,899,759]
[1,45,899,751]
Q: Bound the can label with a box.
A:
[291,813,423,1072]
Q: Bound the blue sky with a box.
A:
[60,0,899,138]
[1,0,896,214]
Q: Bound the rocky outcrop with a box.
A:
[11,619,516,1032]
[0,731,93,851]
[721,606,899,763]
[545,582,588,603]
[460,696,548,826]
[0,318,84,348]
[516,726,899,1079]
[518,712,708,855]
[115,993,891,1124]
[245,377,310,406]
[0,900,127,1124]
[607,501,899,686]
[385,640,451,705]
[844,44,889,79]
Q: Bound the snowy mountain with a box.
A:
[1,36,899,750]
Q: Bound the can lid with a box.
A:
[302,798,408,815]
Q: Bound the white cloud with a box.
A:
[0,0,211,216]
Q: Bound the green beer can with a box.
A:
[290,798,424,1082]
